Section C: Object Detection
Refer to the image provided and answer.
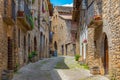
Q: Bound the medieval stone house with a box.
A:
[73,0,120,79]
[51,6,75,56]
[0,0,52,79]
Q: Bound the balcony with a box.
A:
[87,1,103,28]
[17,1,34,31]
[3,0,16,25]
[88,15,103,28]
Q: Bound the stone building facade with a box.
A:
[0,0,9,78]
[0,0,52,79]
[51,6,74,56]
[39,0,51,58]
[79,0,88,61]
[76,0,120,79]
[71,0,81,55]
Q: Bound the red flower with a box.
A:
[83,39,87,43]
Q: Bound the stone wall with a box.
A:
[87,28,96,67]
[102,0,120,79]
[0,0,8,78]
[87,0,120,79]
[51,7,74,56]
[0,0,50,79]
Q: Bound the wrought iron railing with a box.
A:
[18,0,34,29]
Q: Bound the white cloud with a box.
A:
[62,3,73,7]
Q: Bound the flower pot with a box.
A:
[94,15,102,20]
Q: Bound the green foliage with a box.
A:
[34,17,37,21]
[28,51,37,60]
[75,54,80,61]
[29,16,34,29]
[14,63,20,72]
[28,53,33,59]
[26,15,34,29]
[80,64,89,70]
[32,51,37,56]
[32,0,35,4]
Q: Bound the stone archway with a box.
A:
[104,34,109,74]
[28,34,30,54]
[23,36,26,63]
[54,41,57,50]
[40,32,43,58]
[7,37,13,70]
[101,33,109,75]
[7,26,14,70]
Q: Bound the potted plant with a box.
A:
[75,54,80,61]
[32,51,37,56]
[28,53,33,62]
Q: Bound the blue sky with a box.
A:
[50,0,73,6]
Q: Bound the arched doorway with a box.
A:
[34,37,37,51]
[101,33,109,75]
[103,34,109,74]
[54,41,57,50]
[46,39,48,58]
[24,36,26,63]
[61,45,64,55]
[43,35,45,58]
[28,34,30,54]
[8,37,13,70]
[7,26,13,70]
[40,32,43,58]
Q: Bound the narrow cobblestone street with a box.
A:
[0,0,120,80]
[12,56,109,80]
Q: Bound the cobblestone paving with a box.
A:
[12,56,109,80]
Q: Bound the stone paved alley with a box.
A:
[12,56,109,80]
[0,0,120,80]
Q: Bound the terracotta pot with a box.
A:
[94,15,101,20]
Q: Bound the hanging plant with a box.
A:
[32,0,35,4]
[34,17,37,21]
[28,51,37,61]
[26,15,34,29]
